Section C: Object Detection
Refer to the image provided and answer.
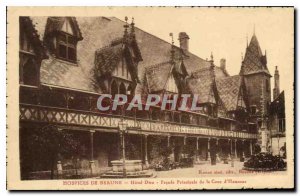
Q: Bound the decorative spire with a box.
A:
[169,32,174,45]
[130,17,135,34]
[123,16,129,40]
[210,52,214,63]
[240,52,244,76]
[169,33,175,63]
[210,52,215,79]
[273,66,280,100]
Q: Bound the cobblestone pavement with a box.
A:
[153,161,286,178]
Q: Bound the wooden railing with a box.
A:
[20,103,258,139]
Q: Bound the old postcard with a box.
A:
[7,7,294,190]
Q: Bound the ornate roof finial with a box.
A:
[210,52,214,62]
[169,33,175,63]
[169,32,174,45]
[123,16,129,38]
[130,17,135,36]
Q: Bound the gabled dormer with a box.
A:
[93,17,142,95]
[43,17,83,64]
[215,75,248,122]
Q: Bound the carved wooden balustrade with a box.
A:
[20,103,258,139]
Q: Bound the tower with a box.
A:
[258,80,270,153]
[240,33,272,117]
[273,66,280,100]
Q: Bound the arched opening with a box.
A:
[127,84,132,95]
[23,59,38,86]
[110,80,118,97]
[119,82,126,95]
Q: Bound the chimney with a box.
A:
[220,58,226,70]
[273,66,280,100]
[178,32,190,52]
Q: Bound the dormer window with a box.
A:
[43,17,82,64]
[57,32,77,63]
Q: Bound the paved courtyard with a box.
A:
[153,161,286,178]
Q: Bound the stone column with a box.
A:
[241,139,245,161]
[234,139,237,159]
[183,136,187,158]
[144,134,149,167]
[195,137,199,163]
[89,130,96,175]
[230,139,233,155]
[57,161,63,179]
[207,138,211,162]
[167,135,171,147]
[216,138,220,162]
[250,140,253,155]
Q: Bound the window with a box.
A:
[279,118,285,132]
[20,29,35,54]
[57,32,77,62]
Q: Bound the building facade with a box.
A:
[19,16,284,179]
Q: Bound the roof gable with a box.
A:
[215,75,245,111]
[242,34,270,76]
[145,61,173,93]
[61,19,75,35]
[44,17,83,41]
[187,67,216,104]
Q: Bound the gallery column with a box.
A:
[230,139,233,155]
[250,140,253,155]
[89,130,95,175]
[234,139,238,159]
[241,139,245,161]
[207,138,211,162]
[144,134,149,167]
[216,138,220,162]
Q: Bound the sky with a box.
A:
[16,7,294,94]
[97,7,293,95]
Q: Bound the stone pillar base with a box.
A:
[89,161,96,176]
[216,154,221,163]
[57,161,63,178]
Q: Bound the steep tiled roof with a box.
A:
[186,67,216,104]
[94,43,123,77]
[242,34,270,76]
[40,56,98,93]
[30,16,228,94]
[215,75,245,111]
[145,61,173,93]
